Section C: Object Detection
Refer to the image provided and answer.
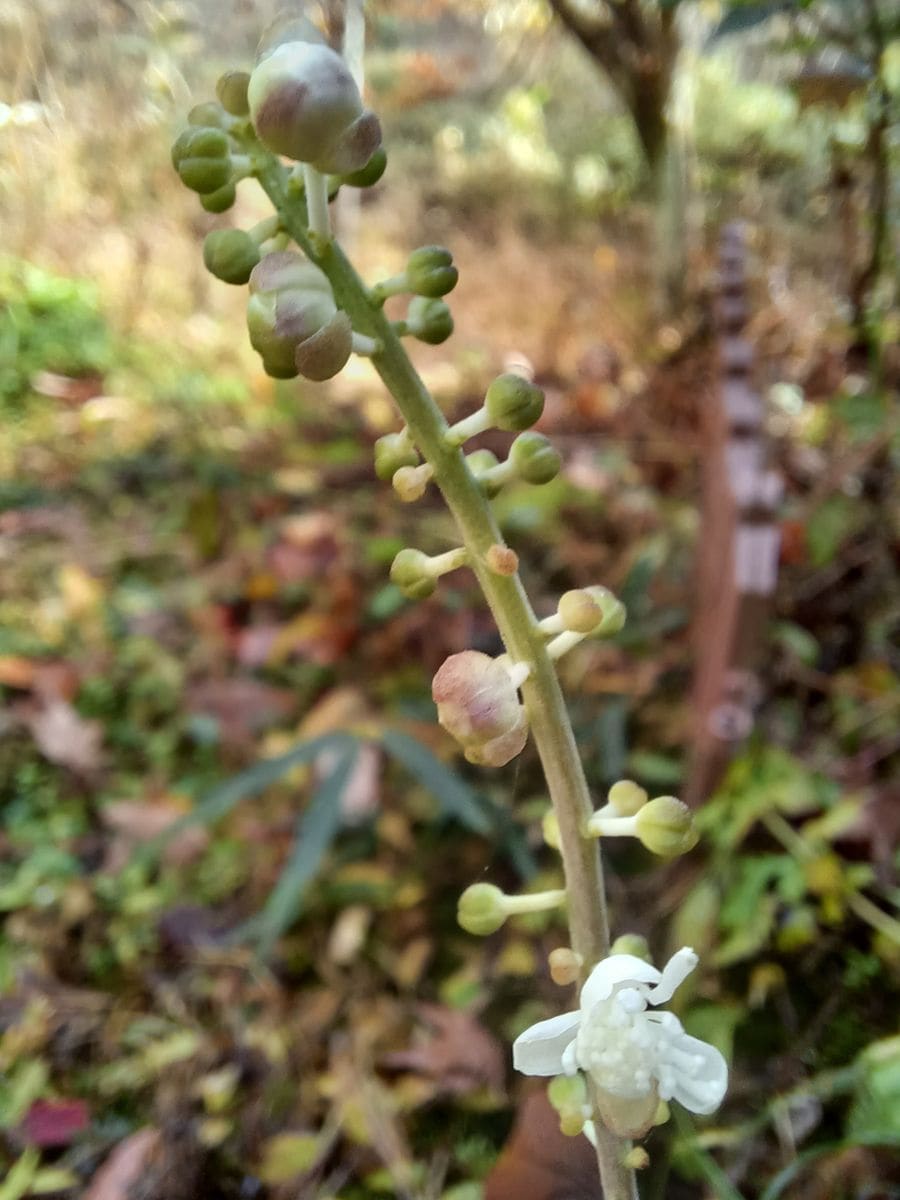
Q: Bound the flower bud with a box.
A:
[548,947,582,986]
[203,230,260,285]
[199,183,237,213]
[406,246,458,298]
[484,373,545,432]
[216,70,251,116]
[406,297,453,345]
[462,713,529,767]
[548,1074,588,1135]
[187,102,228,128]
[466,449,502,498]
[172,126,232,194]
[586,585,627,635]
[374,431,418,482]
[609,933,651,960]
[432,650,526,761]
[248,40,382,173]
[635,797,698,857]
[509,431,561,484]
[340,145,388,188]
[247,252,352,381]
[392,464,432,502]
[390,549,436,600]
[607,780,648,817]
[457,883,508,935]
[557,589,605,634]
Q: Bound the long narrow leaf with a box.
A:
[140,731,356,862]
[381,730,492,836]
[252,747,359,959]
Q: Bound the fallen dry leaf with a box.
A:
[25,699,103,773]
[101,798,209,870]
[485,1090,600,1200]
[84,1129,160,1200]
[21,1098,90,1147]
[185,677,296,745]
[382,1003,505,1096]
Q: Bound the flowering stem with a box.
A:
[255,156,637,1200]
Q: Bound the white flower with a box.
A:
[513,947,728,1137]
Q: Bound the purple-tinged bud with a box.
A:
[246,251,352,381]
[432,650,528,766]
[248,40,382,174]
[341,145,387,188]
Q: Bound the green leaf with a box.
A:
[381,731,492,835]
[251,748,358,958]
[0,1148,40,1200]
[140,731,356,861]
[848,1036,900,1138]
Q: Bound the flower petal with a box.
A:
[580,954,661,1013]
[663,1031,728,1115]
[512,1011,581,1077]
[647,946,698,1006]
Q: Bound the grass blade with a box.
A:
[381,730,492,836]
[252,747,359,959]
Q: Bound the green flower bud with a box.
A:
[406,246,458,298]
[557,589,604,634]
[465,449,502,498]
[607,780,648,816]
[585,585,627,635]
[635,797,698,858]
[484,373,544,432]
[374,432,419,482]
[432,650,526,761]
[390,549,435,600]
[609,933,651,960]
[188,102,228,128]
[341,145,388,188]
[203,230,261,284]
[509,431,561,484]
[200,183,237,213]
[247,252,352,381]
[248,40,382,173]
[173,126,232,194]
[457,883,509,936]
[548,1074,589,1135]
[406,297,453,345]
[216,70,251,116]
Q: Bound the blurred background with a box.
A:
[0,1,898,1197]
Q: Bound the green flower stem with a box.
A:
[546,630,586,660]
[445,406,491,446]
[369,274,409,305]
[351,332,382,356]
[256,156,636,1200]
[504,888,567,915]
[428,547,470,576]
[303,163,332,249]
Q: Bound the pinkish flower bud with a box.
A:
[432,651,528,766]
